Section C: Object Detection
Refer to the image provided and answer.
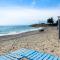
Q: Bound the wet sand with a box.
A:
[0,27,60,56]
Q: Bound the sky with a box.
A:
[0,0,60,25]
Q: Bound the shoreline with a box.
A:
[0,27,60,57]
[0,27,44,36]
[0,30,40,41]
[0,27,45,41]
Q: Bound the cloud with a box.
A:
[0,7,60,25]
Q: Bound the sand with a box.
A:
[0,27,60,57]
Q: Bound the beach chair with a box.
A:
[0,48,26,60]
[21,48,59,60]
[0,48,60,60]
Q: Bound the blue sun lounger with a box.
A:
[0,48,60,60]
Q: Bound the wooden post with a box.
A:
[58,16,60,39]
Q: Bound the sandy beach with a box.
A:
[0,27,60,57]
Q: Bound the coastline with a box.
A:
[0,27,45,41]
[0,30,40,41]
[0,27,60,57]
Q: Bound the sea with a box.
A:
[0,25,42,36]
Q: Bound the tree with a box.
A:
[47,17,54,24]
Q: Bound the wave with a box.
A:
[0,27,44,36]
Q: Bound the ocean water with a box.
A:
[0,25,42,36]
[0,26,31,36]
[0,25,43,36]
